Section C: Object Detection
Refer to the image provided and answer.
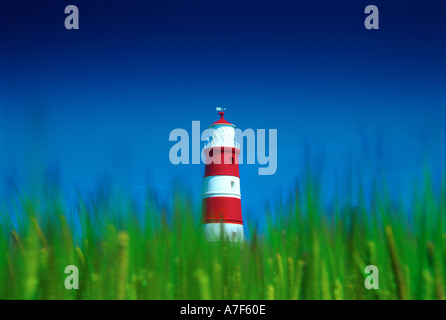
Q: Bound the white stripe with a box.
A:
[204,223,244,242]
[203,193,241,199]
[202,176,241,198]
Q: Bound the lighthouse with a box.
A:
[202,108,244,241]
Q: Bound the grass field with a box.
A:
[0,170,445,300]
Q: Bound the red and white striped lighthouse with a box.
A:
[202,108,244,241]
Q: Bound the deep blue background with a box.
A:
[0,1,445,225]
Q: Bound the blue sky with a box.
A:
[0,1,445,223]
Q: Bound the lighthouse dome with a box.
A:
[210,114,235,128]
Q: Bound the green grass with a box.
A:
[0,171,445,300]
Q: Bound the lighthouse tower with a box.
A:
[202,108,244,241]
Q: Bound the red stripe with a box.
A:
[204,219,243,225]
[204,147,240,178]
[202,197,243,224]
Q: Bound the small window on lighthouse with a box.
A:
[231,181,235,189]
